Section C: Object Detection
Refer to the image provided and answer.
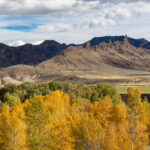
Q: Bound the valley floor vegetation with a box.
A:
[0,82,150,149]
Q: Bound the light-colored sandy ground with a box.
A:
[0,63,150,86]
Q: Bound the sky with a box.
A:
[0,0,150,46]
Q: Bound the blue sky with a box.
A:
[0,0,149,46]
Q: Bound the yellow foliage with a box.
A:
[130,123,149,150]
[43,90,70,116]
[0,103,28,150]
[70,112,102,150]
[0,90,149,150]
[44,118,74,150]
[112,103,127,123]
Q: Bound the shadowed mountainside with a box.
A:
[0,40,67,68]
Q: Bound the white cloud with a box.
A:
[0,0,149,45]
[90,17,116,27]
[32,40,43,45]
[0,0,148,16]
[133,1,150,13]
[99,0,150,4]
[7,40,44,46]
[89,2,132,28]
[8,40,25,46]
[0,0,99,15]
[113,7,131,19]
[36,24,74,32]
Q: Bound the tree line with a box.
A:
[0,82,121,105]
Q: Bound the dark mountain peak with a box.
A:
[87,35,150,49]
[88,36,124,47]
[20,43,33,48]
[41,40,65,46]
[138,38,148,42]
[0,40,68,68]
[0,43,8,48]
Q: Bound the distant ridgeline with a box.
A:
[0,35,150,68]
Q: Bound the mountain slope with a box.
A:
[0,40,67,68]
[0,35,150,68]
[1,35,150,86]
[38,36,150,71]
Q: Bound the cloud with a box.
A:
[0,0,149,45]
[7,40,44,46]
[8,40,25,46]
[32,40,43,45]
[107,7,131,19]
[100,0,150,3]
[90,18,116,27]
[36,23,74,32]
[0,0,149,15]
[0,0,99,15]
[89,2,132,28]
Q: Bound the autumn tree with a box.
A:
[0,102,28,150]
[24,91,73,150]
[43,91,74,150]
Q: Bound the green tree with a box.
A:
[24,96,49,150]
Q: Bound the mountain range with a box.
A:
[0,35,150,68]
[1,35,150,86]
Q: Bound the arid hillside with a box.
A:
[38,36,150,71]
[1,35,150,86]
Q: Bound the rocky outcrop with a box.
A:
[123,35,129,44]
[38,37,150,71]
[85,42,91,49]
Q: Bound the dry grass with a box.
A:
[1,63,150,86]
[116,86,150,94]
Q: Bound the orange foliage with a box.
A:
[0,89,149,150]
